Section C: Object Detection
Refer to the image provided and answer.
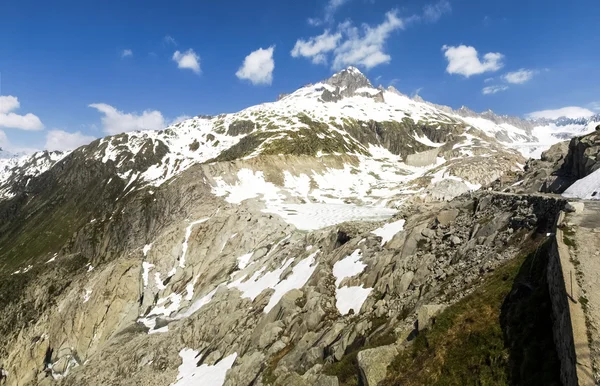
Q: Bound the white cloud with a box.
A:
[164,35,177,45]
[291,30,342,64]
[325,0,351,22]
[89,103,166,135]
[295,4,449,70]
[484,77,494,83]
[423,0,451,22]
[0,96,44,131]
[308,0,351,26]
[442,44,504,77]
[45,130,95,151]
[0,130,8,149]
[171,115,191,125]
[172,49,201,74]
[236,46,275,85]
[332,11,405,70]
[588,101,600,112]
[502,68,536,84]
[121,49,133,58]
[482,85,509,95]
[526,106,596,120]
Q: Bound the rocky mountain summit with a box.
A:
[0,68,599,386]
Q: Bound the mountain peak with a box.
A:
[324,66,372,91]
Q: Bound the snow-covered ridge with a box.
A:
[1,67,596,203]
[0,150,67,200]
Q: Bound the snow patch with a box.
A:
[180,218,210,268]
[336,286,372,316]
[237,252,253,270]
[333,249,367,287]
[563,168,600,200]
[171,350,237,386]
[371,219,406,246]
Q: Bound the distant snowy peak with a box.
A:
[0,150,66,199]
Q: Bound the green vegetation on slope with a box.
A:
[322,316,397,386]
[381,237,561,386]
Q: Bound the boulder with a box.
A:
[565,201,585,213]
[357,345,398,386]
[421,228,436,239]
[397,271,414,293]
[437,209,460,226]
[417,304,446,331]
[450,236,462,246]
[223,351,265,386]
[428,180,470,202]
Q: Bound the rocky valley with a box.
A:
[1,68,599,386]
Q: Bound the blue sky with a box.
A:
[1,0,599,152]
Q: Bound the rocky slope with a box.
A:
[0,67,595,386]
[495,126,600,196]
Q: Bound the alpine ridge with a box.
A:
[0,67,598,386]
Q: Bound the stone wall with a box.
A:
[547,211,595,386]
[547,226,579,386]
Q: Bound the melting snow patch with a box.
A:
[336,286,372,316]
[174,286,219,320]
[155,272,167,290]
[143,244,152,256]
[46,253,57,263]
[149,326,168,334]
[264,251,319,313]
[563,168,600,200]
[83,289,92,303]
[414,133,444,148]
[237,252,253,270]
[180,218,210,268]
[229,251,320,313]
[264,203,396,231]
[213,169,282,204]
[142,262,155,287]
[171,349,237,386]
[371,219,406,246]
[333,249,367,287]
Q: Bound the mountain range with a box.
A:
[0,67,599,386]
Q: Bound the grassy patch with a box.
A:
[322,316,397,386]
[381,237,561,386]
[263,343,295,385]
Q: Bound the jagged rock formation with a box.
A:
[0,67,595,386]
[497,128,600,195]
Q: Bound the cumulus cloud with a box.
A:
[45,130,96,151]
[89,103,166,135]
[502,68,536,84]
[442,44,504,77]
[482,85,509,95]
[423,0,451,22]
[294,4,450,70]
[172,49,201,74]
[526,107,596,120]
[332,11,405,70]
[236,46,275,85]
[121,49,133,58]
[0,95,44,131]
[291,30,342,64]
